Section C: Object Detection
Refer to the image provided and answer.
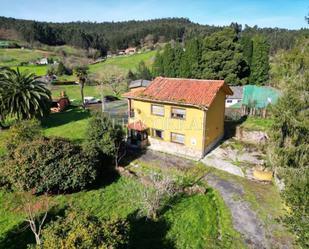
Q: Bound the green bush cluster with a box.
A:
[1,137,99,194]
[39,210,130,249]
[0,119,100,194]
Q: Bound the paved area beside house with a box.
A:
[137,149,196,169]
[205,173,269,249]
[202,139,265,179]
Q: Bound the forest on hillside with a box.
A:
[0,16,308,56]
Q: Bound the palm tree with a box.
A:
[0,68,51,120]
[74,66,89,109]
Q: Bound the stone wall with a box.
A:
[235,127,268,144]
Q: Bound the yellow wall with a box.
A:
[129,88,226,154]
[130,100,205,151]
[204,90,226,148]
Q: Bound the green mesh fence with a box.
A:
[242,85,281,109]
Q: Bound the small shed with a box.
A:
[51,91,70,113]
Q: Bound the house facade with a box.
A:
[123,77,233,159]
[125,47,137,54]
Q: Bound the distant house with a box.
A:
[225,86,243,107]
[129,79,151,92]
[36,58,49,65]
[123,77,233,159]
[125,47,137,55]
[118,50,126,55]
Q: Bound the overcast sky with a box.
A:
[1,0,308,29]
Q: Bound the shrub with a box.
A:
[39,210,130,249]
[5,119,42,151]
[1,137,99,194]
[85,112,125,167]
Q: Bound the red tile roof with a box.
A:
[127,120,147,131]
[123,77,233,108]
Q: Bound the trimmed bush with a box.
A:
[1,137,99,194]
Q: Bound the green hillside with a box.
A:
[58,50,156,81]
[0,48,55,67]
[0,47,156,79]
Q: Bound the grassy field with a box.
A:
[89,50,156,73]
[0,47,156,81]
[240,116,274,132]
[50,85,102,101]
[42,108,91,141]
[0,48,55,67]
[12,65,48,76]
[57,50,157,82]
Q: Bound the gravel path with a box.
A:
[205,173,269,249]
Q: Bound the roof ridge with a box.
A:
[155,76,224,82]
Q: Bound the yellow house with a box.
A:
[123,77,233,159]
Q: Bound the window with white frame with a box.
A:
[171,107,186,119]
[171,132,185,144]
[151,104,164,116]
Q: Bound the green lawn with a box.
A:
[50,85,102,103]
[42,108,91,141]
[240,117,274,132]
[12,65,48,76]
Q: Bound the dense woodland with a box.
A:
[153,27,271,85]
[0,16,308,56]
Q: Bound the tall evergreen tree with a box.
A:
[240,36,253,67]
[153,51,164,76]
[136,61,152,80]
[173,43,184,77]
[162,43,176,77]
[179,39,202,78]
[201,28,249,85]
[249,35,270,84]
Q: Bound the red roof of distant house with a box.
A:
[127,120,147,131]
[123,77,233,108]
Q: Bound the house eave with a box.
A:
[124,96,209,111]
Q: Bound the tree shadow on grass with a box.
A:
[121,147,147,167]
[41,106,91,128]
[127,211,175,249]
[0,206,67,249]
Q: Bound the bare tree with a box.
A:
[137,172,178,220]
[17,191,50,246]
[114,139,126,169]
